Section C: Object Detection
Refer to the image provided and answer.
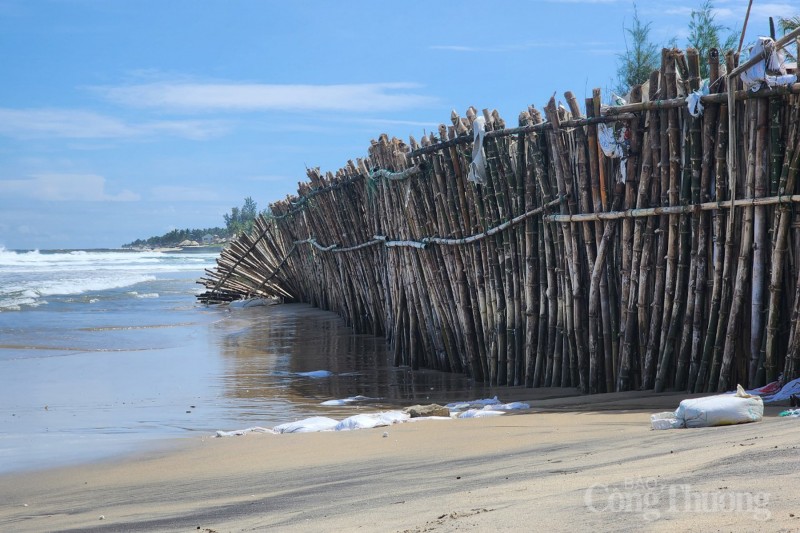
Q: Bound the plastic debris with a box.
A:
[779,409,800,417]
[743,376,800,403]
[740,37,797,92]
[467,116,488,185]
[320,395,377,406]
[296,370,334,378]
[686,80,710,118]
[597,122,629,159]
[650,411,682,430]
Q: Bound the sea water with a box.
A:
[0,248,481,473]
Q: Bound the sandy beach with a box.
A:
[1,391,798,532]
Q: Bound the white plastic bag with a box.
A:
[740,37,797,92]
[467,116,488,185]
[650,411,683,430]
[675,385,763,428]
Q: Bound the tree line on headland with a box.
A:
[122,197,262,249]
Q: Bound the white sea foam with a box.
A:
[0,248,215,311]
[129,292,160,299]
[0,248,216,274]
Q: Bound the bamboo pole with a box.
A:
[749,97,769,385]
[654,50,682,393]
[675,49,705,390]
[682,49,720,390]
[718,101,758,392]
[545,96,588,392]
[765,97,800,382]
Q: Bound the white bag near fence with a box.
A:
[675,385,763,428]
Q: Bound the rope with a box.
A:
[368,165,422,181]
[288,196,563,253]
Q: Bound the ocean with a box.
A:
[0,248,482,473]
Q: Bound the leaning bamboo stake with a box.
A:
[632,74,664,391]
[520,113,540,387]
[618,84,642,390]
[676,48,708,390]
[587,92,615,391]
[694,83,730,392]
[566,91,606,391]
[545,96,588,392]
[765,97,800,382]
[620,72,658,391]
[684,49,721,390]
[589,185,624,392]
[749,97,769,386]
[643,49,673,389]
[654,50,682,392]
[718,101,758,392]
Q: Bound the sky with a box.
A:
[0,0,796,250]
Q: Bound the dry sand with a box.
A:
[1,390,798,532]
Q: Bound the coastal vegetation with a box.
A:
[615,0,737,94]
[122,197,262,249]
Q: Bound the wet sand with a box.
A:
[1,391,798,532]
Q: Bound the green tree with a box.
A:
[779,16,799,61]
[687,0,739,79]
[224,197,259,235]
[615,3,660,95]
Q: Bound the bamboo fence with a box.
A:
[199,41,800,393]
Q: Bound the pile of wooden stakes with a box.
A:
[200,42,800,394]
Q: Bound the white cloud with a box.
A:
[0,108,227,140]
[0,173,140,202]
[95,82,438,113]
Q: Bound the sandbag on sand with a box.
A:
[273,416,340,433]
[653,385,763,429]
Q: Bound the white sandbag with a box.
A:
[445,396,501,410]
[458,409,505,418]
[675,385,763,428]
[215,426,274,437]
[334,411,409,431]
[273,416,339,434]
[485,402,530,411]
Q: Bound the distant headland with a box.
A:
[122,197,264,251]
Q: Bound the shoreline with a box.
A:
[2,391,797,532]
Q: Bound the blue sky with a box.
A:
[0,0,796,249]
